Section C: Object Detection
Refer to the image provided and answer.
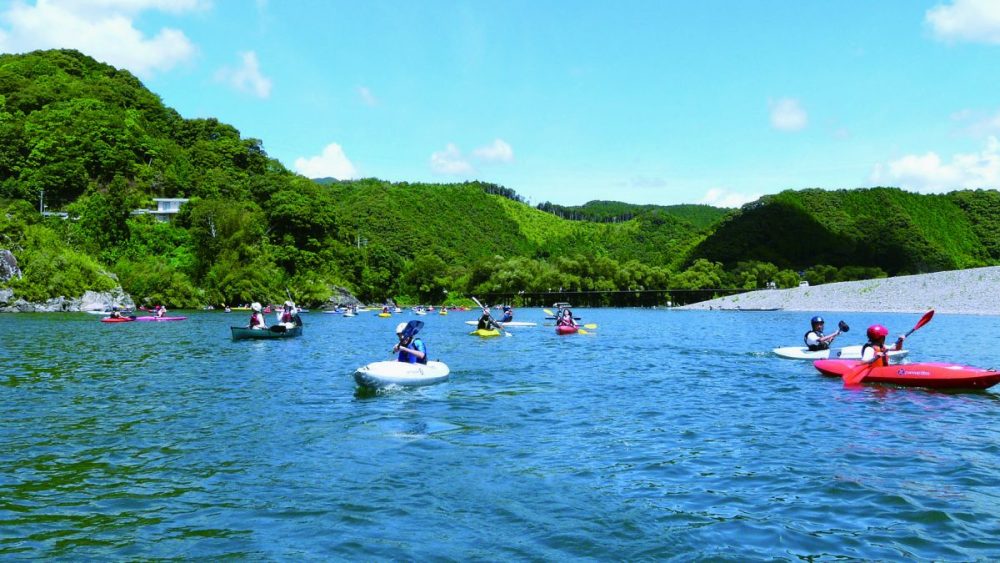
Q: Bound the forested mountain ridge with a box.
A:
[689,188,1000,278]
[1,49,998,308]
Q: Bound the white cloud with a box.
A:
[472,138,514,163]
[214,51,272,98]
[294,143,357,179]
[0,0,202,77]
[698,188,762,208]
[769,97,808,132]
[430,143,474,175]
[926,0,1000,44]
[870,137,1000,191]
[357,86,377,106]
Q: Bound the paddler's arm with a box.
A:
[893,335,905,350]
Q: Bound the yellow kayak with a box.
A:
[470,329,500,338]
[378,312,392,318]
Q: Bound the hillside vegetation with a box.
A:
[1,49,999,307]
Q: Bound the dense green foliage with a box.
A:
[536,199,729,229]
[689,188,1000,275]
[1,50,998,308]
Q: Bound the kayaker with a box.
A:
[557,308,577,327]
[155,305,167,318]
[860,324,905,367]
[500,306,513,323]
[804,316,838,351]
[477,307,500,330]
[109,307,123,319]
[394,322,427,364]
[248,302,268,330]
[279,300,299,328]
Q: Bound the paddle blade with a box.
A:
[578,329,588,335]
[906,309,934,337]
[543,309,554,316]
[843,362,873,386]
[583,323,597,329]
[403,320,424,338]
[838,320,849,333]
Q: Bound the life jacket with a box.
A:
[803,330,829,351]
[501,313,513,323]
[861,342,890,367]
[477,316,492,330]
[249,312,264,327]
[397,338,428,364]
[281,310,294,323]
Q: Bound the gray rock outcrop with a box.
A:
[324,285,362,309]
[0,250,21,282]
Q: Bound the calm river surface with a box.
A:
[2,309,999,560]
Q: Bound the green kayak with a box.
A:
[231,325,303,340]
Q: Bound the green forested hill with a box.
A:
[688,188,1000,280]
[1,49,998,308]
[536,199,729,229]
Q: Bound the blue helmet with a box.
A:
[811,316,824,325]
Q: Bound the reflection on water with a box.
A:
[1,309,999,559]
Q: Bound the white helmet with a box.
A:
[285,300,294,307]
[251,302,262,312]
[396,322,408,334]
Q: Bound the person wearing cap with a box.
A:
[476,307,501,331]
[248,302,268,330]
[804,316,838,351]
[278,300,299,328]
[500,306,513,323]
[393,322,427,364]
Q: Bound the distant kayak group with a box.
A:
[773,310,999,390]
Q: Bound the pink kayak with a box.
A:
[555,325,578,335]
[134,316,187,321]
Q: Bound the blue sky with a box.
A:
[2,1,1000,207]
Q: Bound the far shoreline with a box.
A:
[678,266,1000,316]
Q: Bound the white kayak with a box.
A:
[773,345,909,362]
[353,361,450,388]
[463,320,537,327]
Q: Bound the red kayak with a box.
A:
[814,359,1000,390]
[555,325,579,335]
[101,317,134,323]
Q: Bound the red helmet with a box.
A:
[867,324,889,340]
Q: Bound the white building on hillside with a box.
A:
[133,198,189,222]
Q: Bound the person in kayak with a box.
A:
[804,316,838,351]
[109,307,124,319]
[248,302,268,330]
[500,306,513,323]
[557,308,577,328]
[394,322,427,364]
[278,300,299,328]
[155,304,167,318]
[860,324,905,367]
[477,307,501,330]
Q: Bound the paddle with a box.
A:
[472,297,511,337]
[843,309,934,386]
[392,320,425,356]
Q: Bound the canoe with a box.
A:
[556,325,579,335]
[353,360,450,388]
[101,317,134,323]
[470,329,501,338]
[231,325,303,340]
[464,321,537,327]
[813,359,1000,390]
[773,345,909,362]
[135,316,187,321]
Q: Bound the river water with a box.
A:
[2,309,999,560]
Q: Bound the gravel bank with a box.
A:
[679,266,1000,315]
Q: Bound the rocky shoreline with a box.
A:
[0,288,135,313]
[680,266,1000,315]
